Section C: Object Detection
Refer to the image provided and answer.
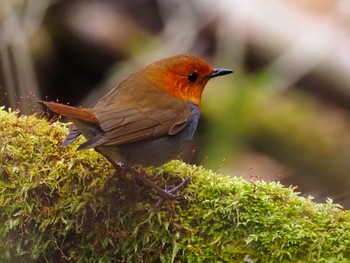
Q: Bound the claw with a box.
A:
[95,149,191,208]
[154,177,191,209]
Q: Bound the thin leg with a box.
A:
[119,163,190,200]
[95,149,191,203]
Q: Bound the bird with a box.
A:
[40,54,233,203]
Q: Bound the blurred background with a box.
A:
[1,0,350,207]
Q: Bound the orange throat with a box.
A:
[160,74,209,106]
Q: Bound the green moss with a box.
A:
[1,107,350,262]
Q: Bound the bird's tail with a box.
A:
[39,101,98,123]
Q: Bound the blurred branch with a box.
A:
[218,0,350,103]
[0,0,52,113]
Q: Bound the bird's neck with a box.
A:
[165,82,202,106]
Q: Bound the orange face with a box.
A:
[144,55,215,106]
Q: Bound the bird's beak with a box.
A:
[209,68,233,78]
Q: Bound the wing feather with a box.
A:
[70,74,194,150]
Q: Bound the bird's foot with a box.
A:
[154,176,191,209]
[95,149,190,208]
[119,164,190,207]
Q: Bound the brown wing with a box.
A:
[77,79,193,150]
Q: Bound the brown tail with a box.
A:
[39,101,98,123]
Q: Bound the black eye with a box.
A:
[187,72,198,82]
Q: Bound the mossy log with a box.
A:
[1,107,350,262]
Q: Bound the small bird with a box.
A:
[40,54,232,202]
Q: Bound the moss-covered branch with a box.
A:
[1,107,350,262]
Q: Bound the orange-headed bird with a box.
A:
[40,54,233,203]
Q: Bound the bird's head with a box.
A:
[142,54,233,106]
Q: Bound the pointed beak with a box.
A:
[209,68,233,78]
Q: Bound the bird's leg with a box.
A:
[119,164,191,199]
[95,149,190,204]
